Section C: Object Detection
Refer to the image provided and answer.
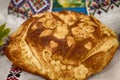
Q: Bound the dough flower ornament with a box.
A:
[72,23,95,40]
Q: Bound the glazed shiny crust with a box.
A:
[5,10,119,80]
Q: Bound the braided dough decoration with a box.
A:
[5,10,119,80]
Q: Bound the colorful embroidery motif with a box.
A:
[28,0,50,13]
[87,0,120,15]
[6,65,22,80]
[8,0,120,17]
[11,0,25,7]
[8,0,51,18]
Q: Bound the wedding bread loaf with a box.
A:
[5,10,119,80]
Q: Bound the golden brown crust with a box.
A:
[4,10,119,80]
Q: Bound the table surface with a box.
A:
[0,0,120,80]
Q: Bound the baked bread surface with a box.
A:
[5,10,119,80]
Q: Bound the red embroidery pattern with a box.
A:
[87,0,120,15]
[6,65,22,80]
[8,0,51,18]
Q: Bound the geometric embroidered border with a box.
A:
[28,0,50,13]
[6,65,22,80]
[8,0,51,18]
[87,0,120,15]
